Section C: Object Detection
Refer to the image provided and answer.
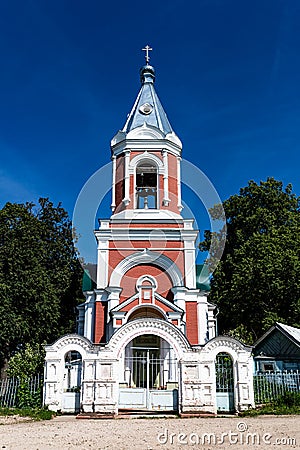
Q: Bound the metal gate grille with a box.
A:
[125,349,177,389]
[216,353,234,392]
[215,352,234,412]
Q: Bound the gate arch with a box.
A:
[107,318,190,359]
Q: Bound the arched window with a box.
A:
[136,162,157,209]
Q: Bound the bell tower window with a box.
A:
[136,162,157,209]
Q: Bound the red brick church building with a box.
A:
[44,50,254,415]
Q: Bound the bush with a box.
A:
[241,393,300,416]
[16,380,42,409]
[0,406,54,420]
[274,392,300,407]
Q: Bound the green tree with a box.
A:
[7,343,44,379]
[200,178,300,344]
[6,342,45,408]
[0,198,83,368]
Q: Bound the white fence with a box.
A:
[1,371,300,410]
[254,371,300,404]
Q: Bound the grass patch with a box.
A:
[0,406,55,421]
[241,404,300,416]
[241,392,300,416]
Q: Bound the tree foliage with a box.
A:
[7,343,45,379]
[0,198,83,368]
[200,178,300,344]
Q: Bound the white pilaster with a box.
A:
[177,156,183,211]
[76,304,85,335]
[123,150,131,206]
[172,286,186,324]
[197,296,209,345]
[106,286,122,320]
[162,149,170,206]
[95,223,111,289]
[84,292,95,341]
[111,154,116,211]
[208,308,217,339]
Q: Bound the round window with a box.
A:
[139,103,153,115]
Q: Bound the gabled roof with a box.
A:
[110,291,184,316]
[254,322,300,350]
[122,65,174,135]
[276,323,300,346]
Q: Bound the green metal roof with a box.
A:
[196,264,211,291]
[82,268,94,292]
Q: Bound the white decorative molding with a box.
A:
[136,274,157,291]
[110,209,183,222]
[108,228,183,241]
[107,318,190,359]
[129,151,164,174]
[126,304,167,321]
[109,250,184,287]
[45,334,95,354]
[204,336,251,353]
[127,123,165,140]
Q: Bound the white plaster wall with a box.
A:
[44,329,254,415]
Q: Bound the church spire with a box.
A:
[121,46,174,135]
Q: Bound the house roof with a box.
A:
[277,323,300,346]
[254,322,300,350]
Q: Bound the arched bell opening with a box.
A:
[118,334,178,411]
[136,161,158,209]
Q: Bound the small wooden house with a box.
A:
[253,322,300,372]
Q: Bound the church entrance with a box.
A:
[118,335,178,411]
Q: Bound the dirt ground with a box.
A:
[0,414,299,450]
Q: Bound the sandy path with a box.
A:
[0,415,299,450]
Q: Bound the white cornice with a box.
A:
[110,209,183,221]
[111,138,181,157]
[94,227,198,242]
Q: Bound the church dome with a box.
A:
[140,64,155,83]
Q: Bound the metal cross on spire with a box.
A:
[142,45,153,64]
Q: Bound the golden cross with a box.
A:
[142,45,153,64]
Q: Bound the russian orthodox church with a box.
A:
[44,48,254,416]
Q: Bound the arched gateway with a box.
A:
[108,319,190,411]
[44,52,255,416]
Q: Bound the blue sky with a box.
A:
[1,0,300,262]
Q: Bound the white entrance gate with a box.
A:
[119,336,178,411]
[62,350,82,413]
[215,352,234,412]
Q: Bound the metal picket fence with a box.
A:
[1,371,300,409]
[254,371,300,404]
[0,374,43,408]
